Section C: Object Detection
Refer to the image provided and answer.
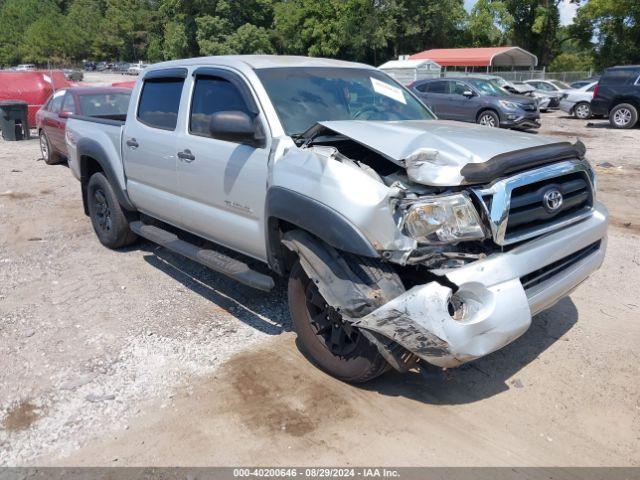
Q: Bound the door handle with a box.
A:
[177,149,195,162]
[126,138,139,149]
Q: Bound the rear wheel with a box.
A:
[288,259,394,383]
[573,102,591,120]
[609,103,638,129]
[477,110,500,127]
[39,130,61,165]
[87,172,137,249]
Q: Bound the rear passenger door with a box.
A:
[176,67,271,261]
[413,80,450,116]
[123,68,188,228]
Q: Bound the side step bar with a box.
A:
[130,221,275,291]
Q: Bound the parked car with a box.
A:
[591,65,640,129]
[511,81,552,112]
[96,61,109,72]
[523,79,570,108]
[113,62,131,73]
[15,64,37,71]
[126,64,147,75]
[570,78,599,89]
[65,56,607,383]
[63,68,84,81]
[559,82,598,119]
[83,61,96,71]
[36,87,131,164]
[410,76,540,129]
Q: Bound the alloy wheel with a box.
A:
[93,188,112,232]
[304,277,359,357]
[39,133,49,159]
[614,108,632,127]
[479,114,497,127]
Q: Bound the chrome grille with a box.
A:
[474,160,595,246]
[505,172,593,242]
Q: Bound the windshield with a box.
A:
[466,79,509,96]
[78,93,130,117]
[255,67,434,136]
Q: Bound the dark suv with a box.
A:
[591,65,640,129]
[410,77,540,129]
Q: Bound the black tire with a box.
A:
[573,102,591,120]
[86,172,138,249]
[609,103,638,129]
[477,110,500,127]
[39,130,61,165]
[288,255,402,383]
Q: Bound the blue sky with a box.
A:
[463,0,579,26]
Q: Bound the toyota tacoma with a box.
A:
[64,56,608,382]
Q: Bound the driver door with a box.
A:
[176,68,271,261]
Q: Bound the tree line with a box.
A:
[0,0,637,72]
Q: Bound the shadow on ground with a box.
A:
[137,237,578,405]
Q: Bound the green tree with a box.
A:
[506,0,561,66]
[468,0,513,46]
[571,0,640,70]
[226,23,274,54]
[22,14,68,64]
[195,15,233,55]
[65,0,105,61]
[548,52,592,72]
[0,0,62,65]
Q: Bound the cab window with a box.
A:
[189,76,252,138]
[62,93,76,114]
[137,77,185,130]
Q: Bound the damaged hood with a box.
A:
[315,120,581,186]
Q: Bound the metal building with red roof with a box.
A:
[409,47,538,69]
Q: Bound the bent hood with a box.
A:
[315,120,583,186]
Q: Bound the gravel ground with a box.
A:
[0,105,639,466]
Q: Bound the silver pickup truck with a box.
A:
[65,56,608,383]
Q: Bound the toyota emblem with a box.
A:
[543,188,563,212]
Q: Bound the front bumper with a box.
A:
[356,202,608,368]
[501,110,541,129]
[559,99,577,114]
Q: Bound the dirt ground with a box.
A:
[0,105,639,466]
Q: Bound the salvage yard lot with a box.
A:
[1,110,639,466]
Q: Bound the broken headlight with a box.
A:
[403,194,486,244]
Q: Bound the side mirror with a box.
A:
[58,111,73,119]
[463,90,475,98]
[209,111,265,148]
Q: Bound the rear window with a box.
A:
[137,78,184,130]
[79,93,130,117]
[601,68,640,85]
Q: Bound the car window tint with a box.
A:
[422,81,448,94]
[79,93,130,117]
[49,94,64,113]
[190,76,252,137]
[602,69,637,85]
[452,81,469,95]
[62,93,76,113]
[137,78,184,130]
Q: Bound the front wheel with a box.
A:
[288,261,390,383]
[573,102,591,120]
[609,103,638,129]
[87,172,138,249]
[477,110,500,127]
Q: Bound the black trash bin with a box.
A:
[0,100,30,141]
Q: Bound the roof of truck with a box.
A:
[147,55,374,71]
